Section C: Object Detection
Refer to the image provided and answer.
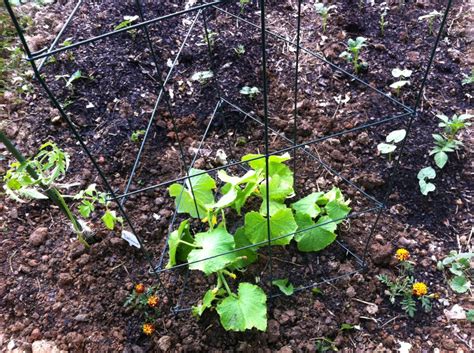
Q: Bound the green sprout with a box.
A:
[430,113,472,168]
[377,129,406,161]
[239,0,250,14]
[417,167,436,196]
[233,44,245,57]
[462,68,474,85]
[131,129,146,143]
[191,70,214,85]
[240,86,260,99]
[390,68,412,96]
[339,37,368,74]
[379,2,389,36]
[315,3,336,33]
[418,10,442,35]
[437,251,473,294]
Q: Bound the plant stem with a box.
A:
[218,272,233,297]
[179,240,198,248]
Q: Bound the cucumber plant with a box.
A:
[314,3,336,33]
[167,153,351,331]
[390,68,412,96]
[377,129,406,161]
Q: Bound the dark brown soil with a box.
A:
[1,0,473,352]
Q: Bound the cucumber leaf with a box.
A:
[244,208,297,246]
[216,282,267,331]
[294,214,337,252]
[166,220,194,269]
[272,278,294,296]
[290,192,323,218]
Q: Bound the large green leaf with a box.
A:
[169,168,216,219]
[216,282,267,331]
[244,208,297,246]
[228,227,258,270]
[242,153,291,171]
[290,192,323,218]
[166,220,194,269]
[218,170,261,214]
[188,227,236,275]
[294,214,337,252]
[259,199,287,216]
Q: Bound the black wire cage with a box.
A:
[4,0,453,316]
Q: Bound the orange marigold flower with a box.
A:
[395,248,410,261]
[147,295,159,307]
[412,282,428,297]
[135,283,145,294]
[142,323,154,335]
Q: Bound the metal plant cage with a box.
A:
[5,0,453,314]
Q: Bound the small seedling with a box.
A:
[417,167,436,196]
[314,3,336,33]
[240,86,260,99]
[418,10,442,35]
[437,251,473,294]
[462,69,474,85]
[114,15,139,31]
[377,129,406,161]
[272,279,294,296]
[239,0,250,14]
[339,37,367,74]
[131,129,146,143]
[233,44,245,57]
[66,70,82,88]
[378,249,435,317]
[430,113,472,168]
[379,2,389,36]
[191,70,214,84]
[390,68,412,96]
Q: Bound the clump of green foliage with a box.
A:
[314,3,336,33]
[239,0,250,14]
[377,129,406,161]
[240,86,260,99]
[378,249,435,317]
[390,68,412,96]
[167,153,351,331]
[339,37,368,74]
[131,129,146,143]
[430,113,472,169]
[418,10,442,35]
[437,251,473,294]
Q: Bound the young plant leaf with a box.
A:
[228,227,258,270]
[166,220,194,269]
[377,143,396,154]
[66,70,82,87]
[169,168,216,219]
[187,227,236,275]
[449,276,470,293]
[325,199,351,222]
[216,282,267,331]
[244,208,297,246]
[101,210,121,230]
[434,151,448,169]
[417,166,436,180]
[272,279,294,296]
[192,288,224,317]
[294,214,337,252]
[290,192,324,218]
[386,129,407,143]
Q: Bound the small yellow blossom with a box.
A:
[395,248,410,261]
[201,217,208,223]
[147,295,159,307]
[142,323,154,335]
[228,273,237,279]
[412,282,428,297]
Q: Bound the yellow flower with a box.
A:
[395,248,410,261]
[201,217,208,223]
[142,323,154,335]
[228,273,237,279]
[135,283,145,294]
[211,215,217,225]
[412,282,428,297]
[147,295,159,307]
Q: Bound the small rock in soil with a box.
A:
[30,328,41,341]
[29,227,48,247]
[346,286,356,298]
[58,273,73,287]
[267,319,280,343]
[444,304,466,320]
[31,340,63,353]
[277,346,293,353]
[157,335,172,352]
[371,243,394,266]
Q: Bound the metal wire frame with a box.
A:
[4,0,453,315]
